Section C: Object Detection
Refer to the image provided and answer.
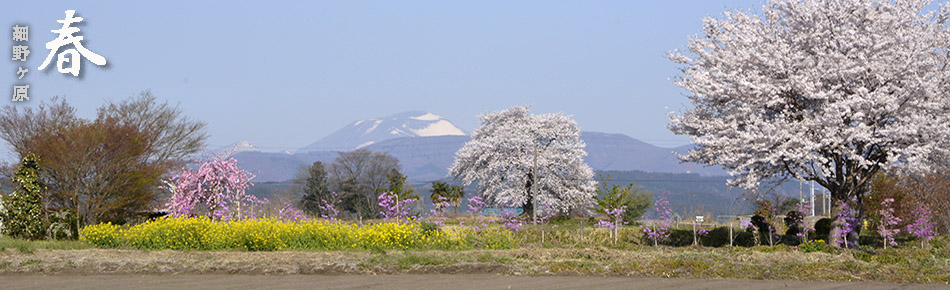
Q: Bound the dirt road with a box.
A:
[4,274,948,290]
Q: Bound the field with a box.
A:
[1,244,949,284]
[2,217,949,285]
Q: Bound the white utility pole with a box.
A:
[810,181,816,216]
[532,143,538,222]
[799,180,803,208]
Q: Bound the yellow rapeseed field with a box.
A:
[80,217,514,251]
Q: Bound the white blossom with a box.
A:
[669,0,950,200]
[450,106,597,214]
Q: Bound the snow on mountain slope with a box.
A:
[217,140,260,153]
[297,111,466,152]
[409,112,441,121]
[409,120,466,136]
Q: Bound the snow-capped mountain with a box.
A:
[297,111,466,152]
[220,140,260,153]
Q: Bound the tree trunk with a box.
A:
[829,185,867,248]
[523,172,534,218]
[829,199,845,247]
[850,191,865,245]
[522,197,533,218]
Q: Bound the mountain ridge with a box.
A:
[296,111,466,153]
[229,110,724,182]
[232,132,723,182]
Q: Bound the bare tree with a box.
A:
[96,91,208,166]
[0,92,208,225]
[0,97,81,156]
[32,118,164,225]
[327,149,400,219]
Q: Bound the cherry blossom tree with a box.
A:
[670,0,950,246]
[450,106,596,220]
[877,198,901,248]
[164,152,263,220]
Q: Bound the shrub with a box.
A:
[784,210,804,236]
[643,194,673,246]
[47,209,78,240]
[594,174,652,226]
[780,234,802,246]
[700,226,731,247]
[907,206,937,248]
[732,231,756,247]
[750,215,779,246]
[814,218,832,239]
[800,239,833,253]
[662,229,694,247]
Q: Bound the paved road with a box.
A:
[4,274,948,290]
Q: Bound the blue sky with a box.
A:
[2,0,763,156]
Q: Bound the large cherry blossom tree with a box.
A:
[450,106,596,220]
[669,0,950,246]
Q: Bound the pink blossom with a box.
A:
[164,152,262,220]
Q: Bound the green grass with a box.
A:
[395,254,450,269]
[348,246,948,283]
[362,252,457,270]
[0,236,92,253]
[0,239,946,283]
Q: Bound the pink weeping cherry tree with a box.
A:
[164,152,264,220]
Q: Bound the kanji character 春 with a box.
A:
[38,10,107,77]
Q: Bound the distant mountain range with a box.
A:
[248,170,807,218]
[230,111,725,182]
[218,140,261,153]
[296,111,466,152]
[233,110,813,217]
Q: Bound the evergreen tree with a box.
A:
[1,154,46,240]
[381,169,418,200]
[298,161,330,215]
[430,181,465,216]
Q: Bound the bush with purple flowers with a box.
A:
[643,194,672,246]
[460,196,490,231]
[596,205,627,244]
[907,205,936,248]
[501,209,525,233]
[877,198,901,248]
[318,192,341,221]
[428,195,451,227]
[833,199,859,248]
[378,191,417,222]
[278,201,306,222]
